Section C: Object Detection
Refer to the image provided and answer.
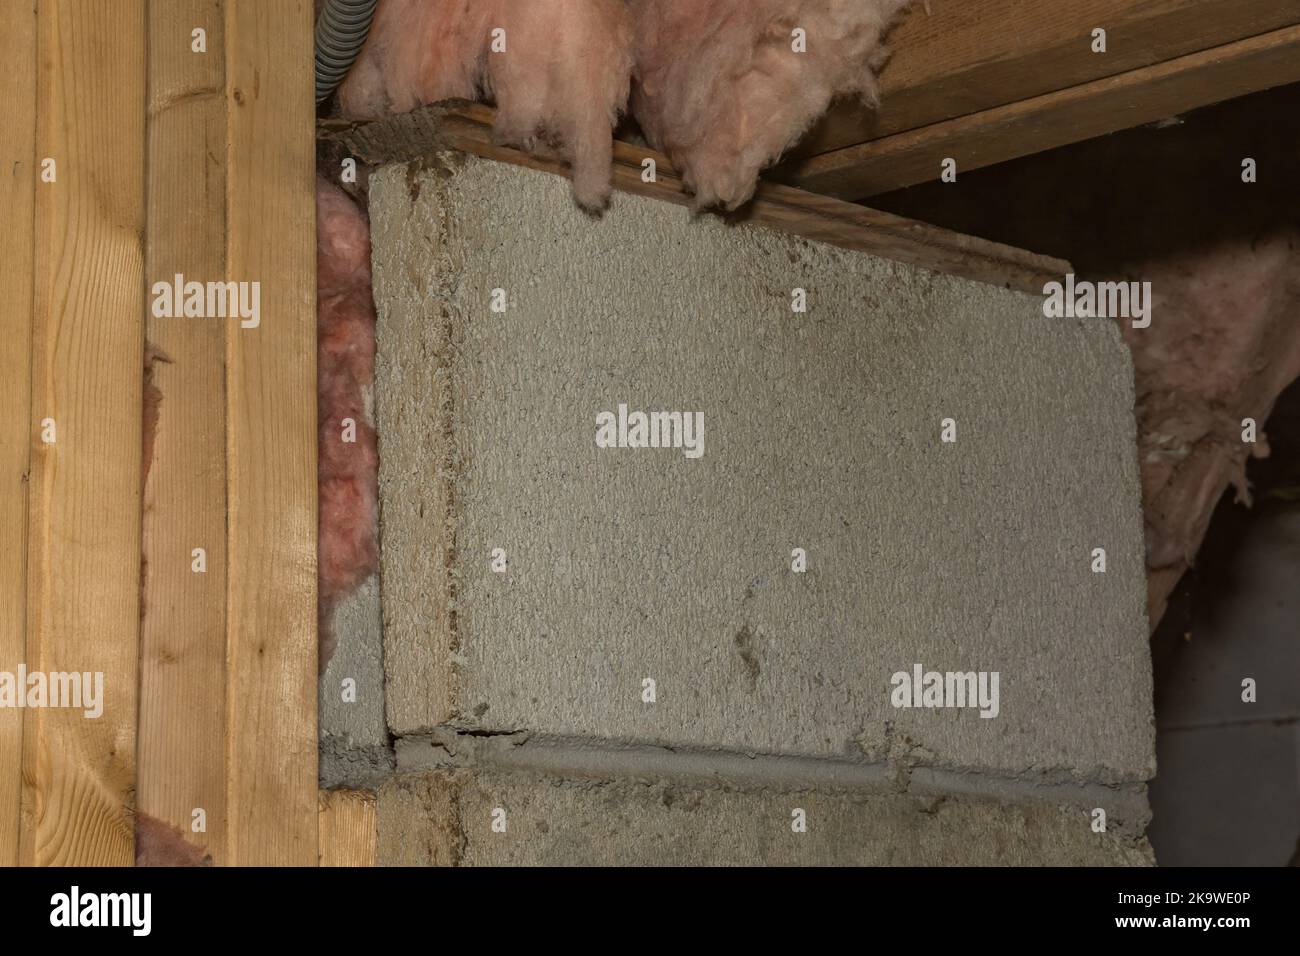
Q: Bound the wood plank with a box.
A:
[318,789,376,866]
[20,0,146,866]
[780,24,1300,200]
[138,0,229,865]
[223,0,318,866]
[0,0,38,868]
[321,102,1070,294]
[792,0,1300,158]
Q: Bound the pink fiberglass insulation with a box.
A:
[1124,230,1300,627]
[338,0,633,211]
[136,812,213,867]
[629,0,912,209]
[317,176,380,672]
[138,344,168,623]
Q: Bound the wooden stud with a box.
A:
[223,0,318,866]
[319,789,377,867]
[138,0,230,865]
[20,0,147,866]
[0,0,39,867]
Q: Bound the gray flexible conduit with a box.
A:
[315,0,379,105]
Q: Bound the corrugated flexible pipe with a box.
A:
[315,0,379,105]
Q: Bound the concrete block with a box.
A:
[370,157,1154,782]
[319,574,392,787]
[377,768,1152,866]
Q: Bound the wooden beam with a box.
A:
[321,102,1070,294]
[779,24,1300,200]
[792,0,1300,158]
[138,0,229,865]
[21,0,146,866]
[223,0,318,866]
[319,789,377,866]
[0,0,38,868]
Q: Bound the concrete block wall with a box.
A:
[364,156,1156,865]
[378,768,1152,867]
[320,575,391,787]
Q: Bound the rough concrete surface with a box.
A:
[392,730,1152,839]
[370,157,1154,785]
[319,574,392,787]
[377,768,1152,867]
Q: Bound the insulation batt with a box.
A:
[1125,230,1300,627]
[629,0,913,209]
[338,0,633,210]
[135,812,213,867]
[317,177,380,671]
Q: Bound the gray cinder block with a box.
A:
[370,157,1154,784]
[319,574,392,787]
[377,769,1153,867]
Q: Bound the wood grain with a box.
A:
[138,0,229,865]
[20,0,146,866]
[321,101,1070,293]
[0,0,38,867]
[790,0,1300,158]
[223,0,318,866]
[319,789,377,866]
[780,24,1300,199]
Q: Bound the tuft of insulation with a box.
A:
[139,344,170,622]
[629,0,913,209]
[338,0,633,210]
[317,177,380,671]
[1125,229,1300,627]
[135,812,213,867]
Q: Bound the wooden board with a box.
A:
[20,0,147,866]
[779,24,1300,199]
[0,0,38,868]
[0,0,319,868]
[319,789,377,866]
[791,0,1300,158]
[321,101,1071,294]
[138,0,230,866]
[223,0,318,866]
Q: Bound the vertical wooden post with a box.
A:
[319,789,377,867]
[0,0,319,867]
[224,0,318,866]
[138,0,230,864]
[0,0,39,867]
[21,0,147,866]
